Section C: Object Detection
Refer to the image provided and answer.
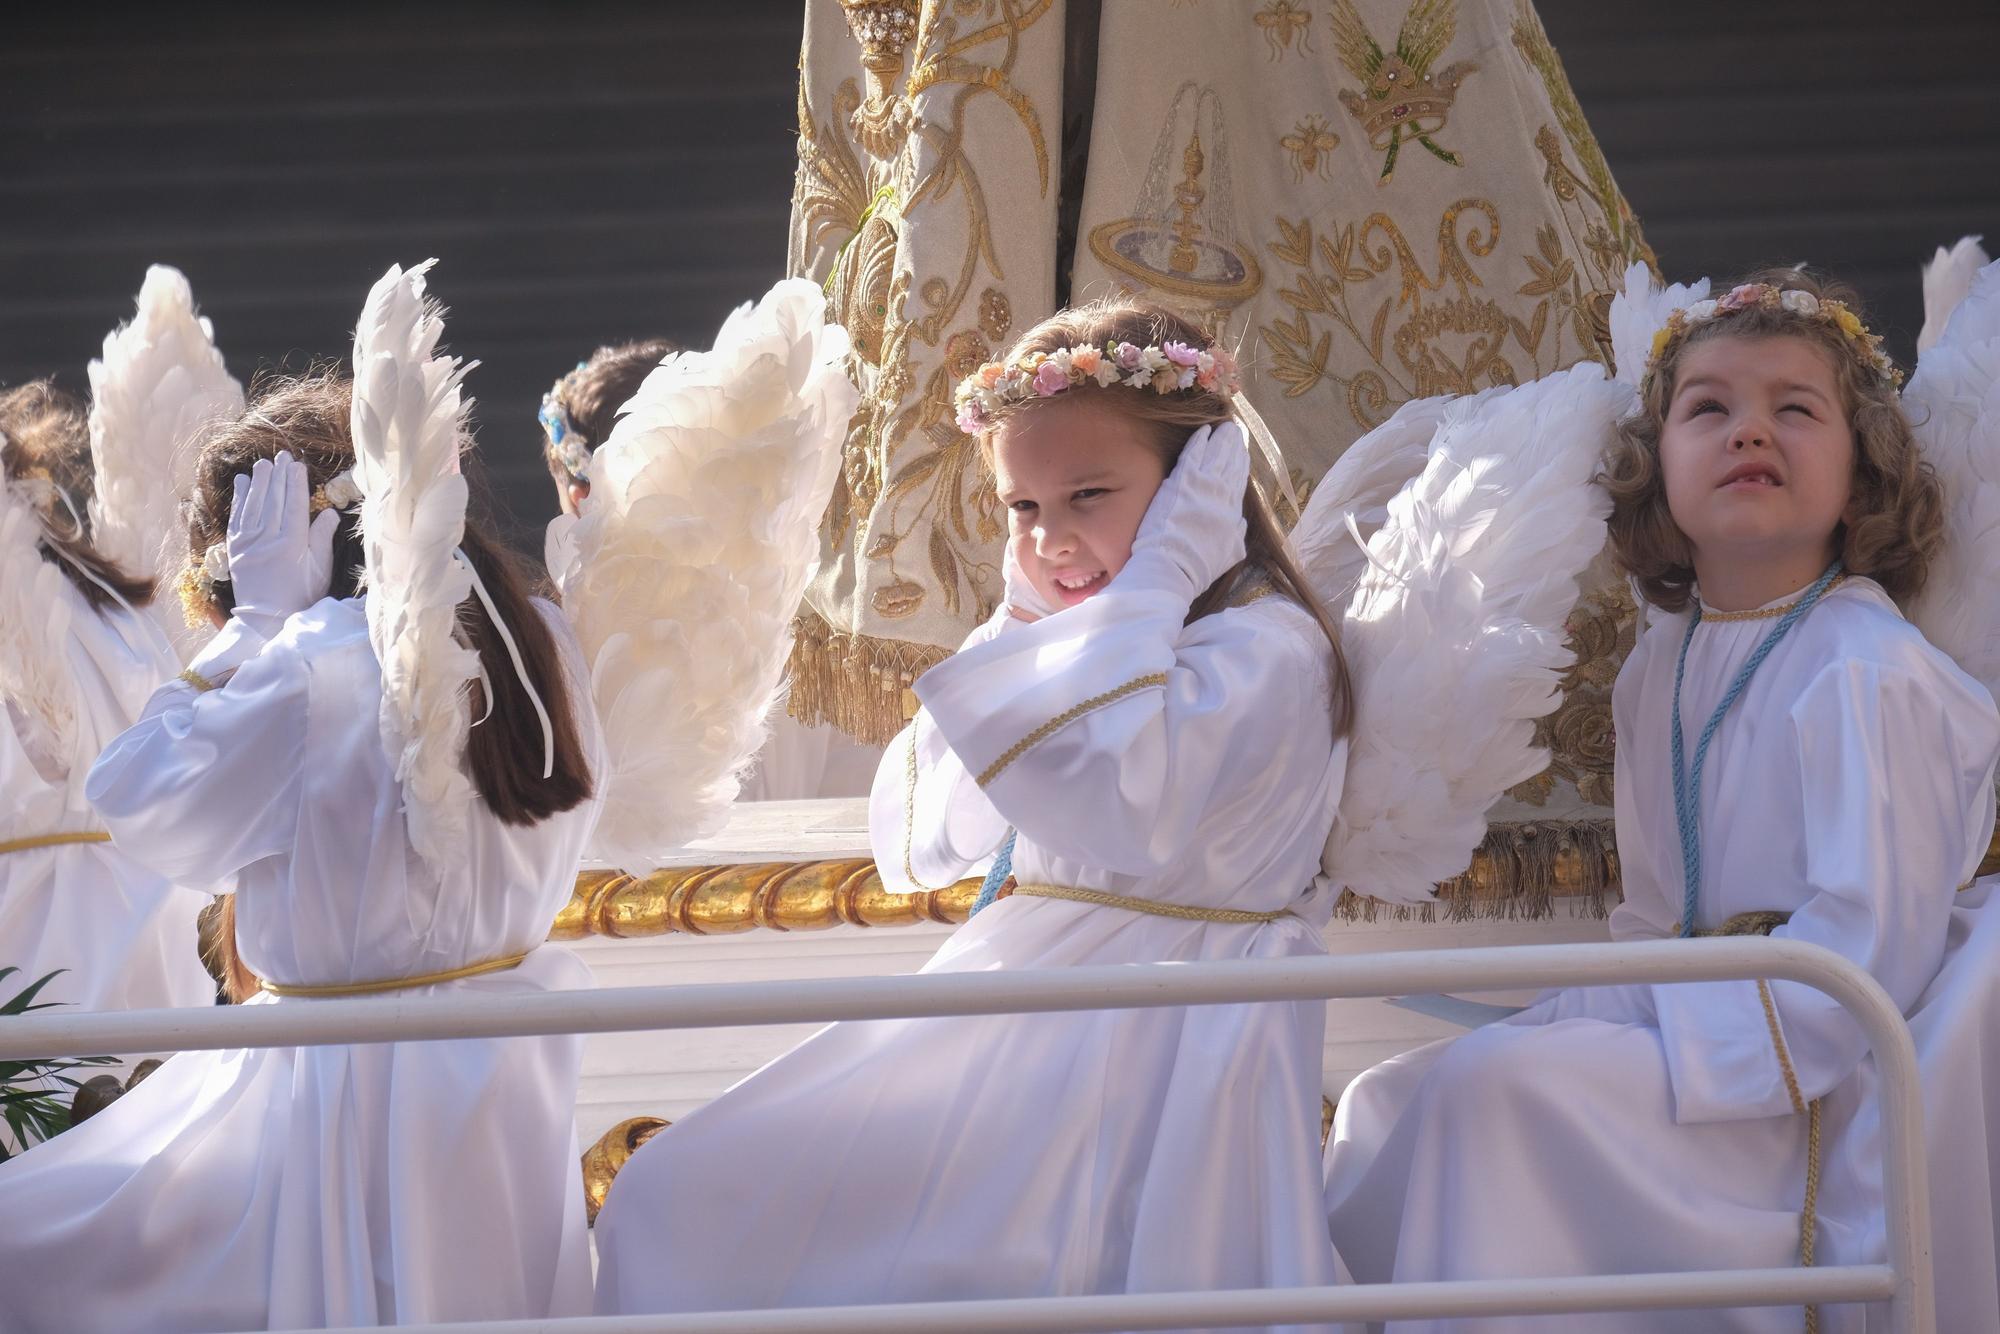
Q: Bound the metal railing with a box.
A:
[2,938,1931,1333]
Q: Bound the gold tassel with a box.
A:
[1336,819,1620,925]
[785,607,954,745]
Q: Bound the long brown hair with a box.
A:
[184,372,595,1000]
[1603,267,1942,612]
[0,380,154,612]
[975,298,1354,737]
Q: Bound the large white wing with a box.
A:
[1918,235,1990,358]
[86,265,244,656]
[1907,254,2000,701]
[1322,363,1631,903]
[1293,393,1470,610]
[349,260,480,869]
[1607,260,1710,388]
[547,278,855,873]
[0,478,79,766]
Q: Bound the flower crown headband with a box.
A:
[1644,282,1902,391]
[953,338,1242,435]
[539,361,592,480]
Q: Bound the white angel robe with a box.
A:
[0,596,605,1332]
[0,580,212,1064]
[1323,577,2000,1333]
[595,589,1356,1331]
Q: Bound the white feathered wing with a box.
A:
[547,278,856,872]
[1907,252,2000,702]
[349,260,480,869]
[1918,235,1989,358]
[0,478,79,766]
[1606,260,1710,388]
[1317,363,1632,904]
[86,265,245,656]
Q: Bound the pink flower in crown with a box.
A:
[1032,360,1071,396]
[1207,347,1240,394]
[1115,341,1144,370]
[1162,340,1202,369]
[1717,283,1767,314]
[955,404,984,435]
[1070,346,1102,375]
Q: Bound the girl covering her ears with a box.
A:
[0,373,606,1330]
[1324,268,2000,1334]
[0,381,214,1090]
[594,297,1362,1331]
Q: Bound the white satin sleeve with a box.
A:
[84,616,308,884]
[1652,657,2000,1123]
[1607,652,1679,948]
[869,611,1012,894]
[914,588,1333,878]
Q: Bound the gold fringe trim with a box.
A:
[1332,819,1621,924]
[785,607,954,745]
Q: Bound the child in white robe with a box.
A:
[1324,270,2000,1332]
[595,299,1359,1330]
[0,382,212,1080]
[0,374,607,1330]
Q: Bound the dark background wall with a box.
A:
[4,1,1996,539]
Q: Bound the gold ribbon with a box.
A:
[1011,882,1293,924]
[259,949,531,998]
[0,831,112,856]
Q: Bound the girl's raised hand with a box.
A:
[1123,422,1250,604]
[1001,533,1056,623]
[224,452,341,637]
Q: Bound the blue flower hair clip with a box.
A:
[539,362,593,479]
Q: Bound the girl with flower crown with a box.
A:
[594,296,1363,1327]
[1323,266,2000,1333]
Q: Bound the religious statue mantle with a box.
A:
[786,0,1655,917]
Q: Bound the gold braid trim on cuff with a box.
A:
[0,831,112,856]
[975,673,1169,788]
[179,667,221,693]
[1011,883,1293,924]
[259,949,530,998]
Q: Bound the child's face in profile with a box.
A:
[992,396,1168,610]
[1659,333,1855,584]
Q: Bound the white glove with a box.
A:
[225,452,341,638]
[1001,534,1059,622]
[1115,422,1250,605]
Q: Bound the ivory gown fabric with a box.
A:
[0,597,605,1331]
[1324,578,2000,1333]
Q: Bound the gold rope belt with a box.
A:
[259,949,531,998]
[1691,908,1821,1334]
[0,831,112,856]
[1010,883,1293,924]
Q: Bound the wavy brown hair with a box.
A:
[185,373,596,1000]
[1603,268,1942,612]
[0,380,154,612]
[542,338,676,487]
[972,297,1353,737]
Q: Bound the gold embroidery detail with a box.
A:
[900,723,949,894]
[0,831,111,856]
[1280,115,1342,182]
[1255,0,1315,60]
[179,667,221,693]
[1330,0,1478,184]
[976,673,1169,788]
[1013,882,1293,924]
[1699,576,1847,624]
[1511,585,1633,808]
[259,949,529,998]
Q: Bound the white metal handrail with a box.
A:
[0,939,1931,1333]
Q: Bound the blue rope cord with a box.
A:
[1671,564,1843,935]
[969,829,1017,918]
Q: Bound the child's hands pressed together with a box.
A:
[224,451,341,637]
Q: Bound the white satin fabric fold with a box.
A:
[0,583,212,1083]
[1325,578,2000,1333]
[595,593,1356,1332]
[0,596,605,1332]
